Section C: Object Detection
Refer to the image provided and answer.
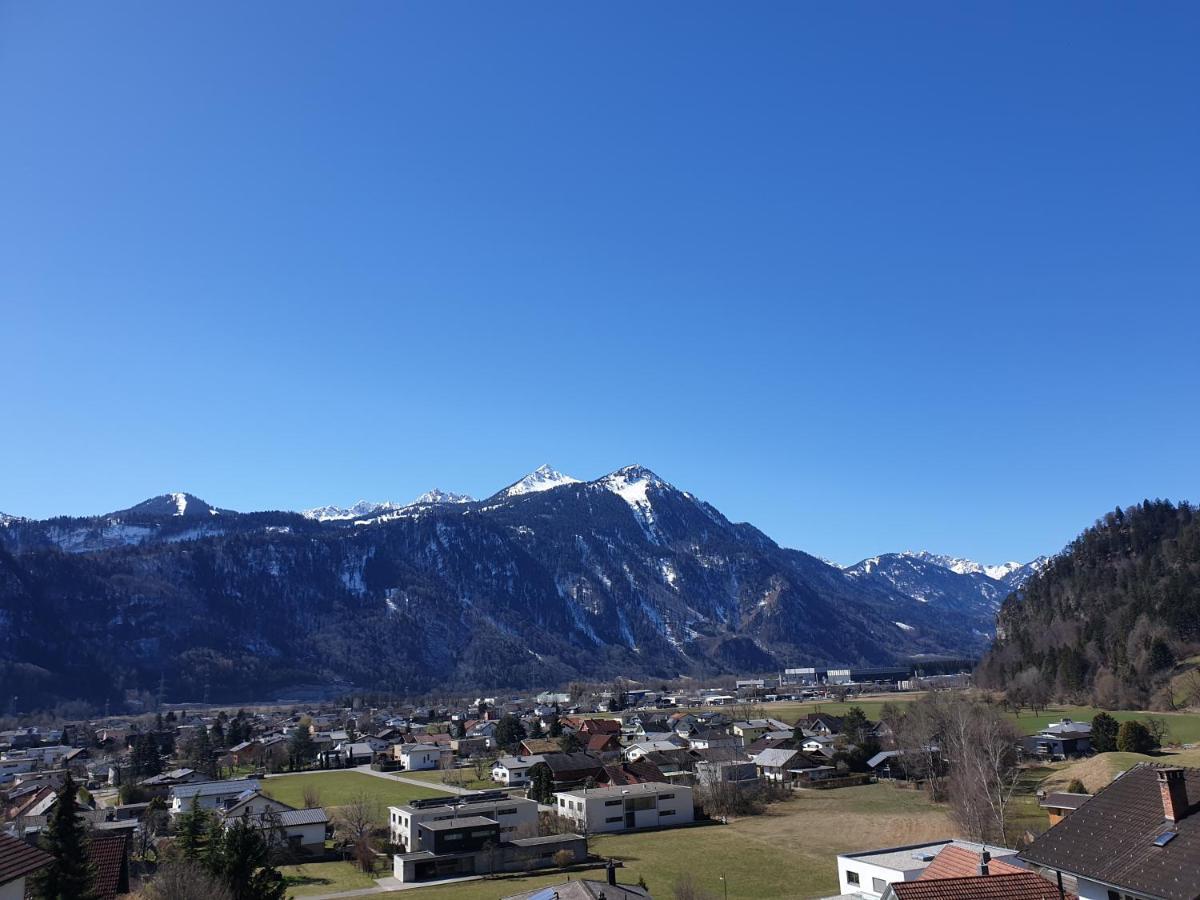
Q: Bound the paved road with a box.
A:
[301,874,481,899]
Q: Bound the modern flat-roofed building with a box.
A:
[553,782,693,834]
[388,791,538,852]
[833,839,1021,899]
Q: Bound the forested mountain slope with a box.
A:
[978,500,1200,707]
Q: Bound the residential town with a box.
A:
[3,674,1199,899]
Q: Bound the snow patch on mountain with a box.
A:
[304,489,473,521]
[595,465,665,539]
[498,465,580,498]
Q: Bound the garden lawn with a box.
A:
[1006,705,1200,743]
[262,771,450,824]
[281,860,378,897]
[399,769,500,791]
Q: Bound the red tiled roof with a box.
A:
[917,846,1026,881]
[891,872,1068,900]
[0,833,52,886]
[87,833,129,900]
[586,733,620,752]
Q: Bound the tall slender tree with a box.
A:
[31,773,97,900]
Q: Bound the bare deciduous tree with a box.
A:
[334,792,381,872]
[135,860,233,900]
[301,784,321,809]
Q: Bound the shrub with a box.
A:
[1116,719,1155,754]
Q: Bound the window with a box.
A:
[606,816,623,824]
[443,833,462,841]
[659,809,673,817]
[498,807,517,816]
[660,793,674,800]
[872,878,886,893]
[846,871,859,885]
[605,799,622,807]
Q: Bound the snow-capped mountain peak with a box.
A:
[303,500,402,521]
[0,512,22,527]
[594,465,670,535]
[409,489,474,506]
[899,550,1050,588]
[498,465,580,498]
[115,493,222,518]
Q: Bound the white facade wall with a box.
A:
[836,857,924,898]
[387,797,538,851]
[401,748,440,771]
[554,784,694,834]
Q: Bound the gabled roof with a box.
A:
[1039,792,1091,811]
[917,845,1026,881]
[1020,763,1200,899]
[171,779,260,800]
[87,832,129,900]
[888,872,1068,900]
[0,832,52,886]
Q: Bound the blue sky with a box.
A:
[2,2,1197,565]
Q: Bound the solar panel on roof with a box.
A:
[1154,831,1178,847]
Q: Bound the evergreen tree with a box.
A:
[207,814,286,900]
[1116,719,1155,754]
[288,725,315,771]
[31,773,97,900]
[1091,713,1119,752]
[558,732,582,754]
[494,714,527,752]
[175,797,212,860]
[548,713,563,738]
[528,763,554,804]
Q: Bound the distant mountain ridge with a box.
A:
[0,464,1039,711]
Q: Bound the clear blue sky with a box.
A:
[2,3,1198,565]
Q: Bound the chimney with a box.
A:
[607,858,617,886]
[979,850,990,876]
[1158,767,1189,822]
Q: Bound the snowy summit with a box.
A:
[497,464,580,498]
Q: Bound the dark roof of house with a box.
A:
[890,872,1066,900]
[538,752,606,777]
[1039,792,1092,811]
[419,815,497,832]
[1020,763,1200,900]
[917,846,1027,881]
[0,832,52,886]
[602,760,665,786]
[586,733,620,752]
[87,832,130,900]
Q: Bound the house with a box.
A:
[694,750,758,787]
[0,831,52,899]
[686,729,742,752]
[503,862,652,899]
[833,840,1021,899]
[624,740,685,762]
[601,760,667,787]
[520,738,561,756]
[223,802,330,856]
[553,782,694,834]
[754,747,807,783]
[1022,719,1092,760]
[800,714,845,736]
[396,743,445,772]
[910,845,1028,883]
[86,833,131,900]
[1038,791,1091,826]
[492,755,545,787]
[392,828,585,883]
[168,779,260,815]
[141,767,204,794]
[1020,763,1200,900]
[0,758,35,787]
[585,733,622,755]
[533,752,607,790]
[388,791,539,852]
[881,872,1074,900]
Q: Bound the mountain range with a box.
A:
[0,465,1046,710]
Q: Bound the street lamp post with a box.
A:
[720,873,728,900]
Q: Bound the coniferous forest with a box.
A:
[978,500,1200,708]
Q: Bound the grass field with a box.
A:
[399,768,500,792]
[262,771,450,824]
[378,781,951,900]
[280,860,378,897]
